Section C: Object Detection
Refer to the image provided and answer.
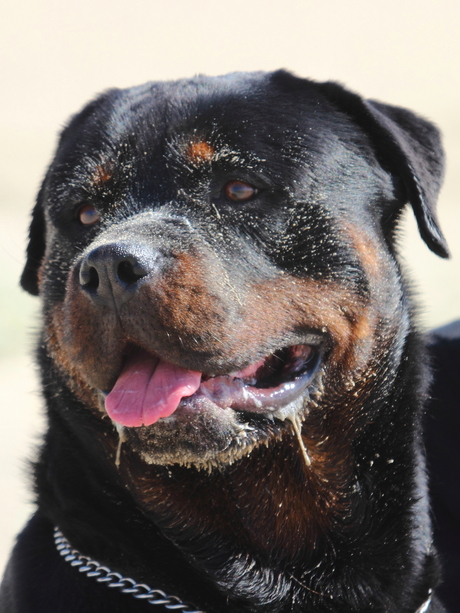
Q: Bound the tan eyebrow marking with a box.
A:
[92,164,112,186]
[185,141,215,165]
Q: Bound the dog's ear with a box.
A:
[20,184,46,296]
[319,82,449,258]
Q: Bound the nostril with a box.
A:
[80,265,99,290]
[78,243,155,308]
[117,258,149,286]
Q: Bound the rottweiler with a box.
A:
[0,71,450,612]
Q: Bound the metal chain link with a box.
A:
[54,527,204,612]
[416,595,432,613]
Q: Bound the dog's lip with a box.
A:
[198,345,321,414]
[103,342,323,428]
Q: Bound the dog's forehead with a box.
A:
[60,72,360,169]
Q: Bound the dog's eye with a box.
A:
[224,181,258,202]
[78,204,100,226]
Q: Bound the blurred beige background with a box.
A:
[1,0,459,573]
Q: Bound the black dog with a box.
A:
[0,71,450,612]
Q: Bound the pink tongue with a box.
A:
[105,350,202,427]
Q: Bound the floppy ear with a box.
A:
[20,184,46,296]
[318,82,449,258]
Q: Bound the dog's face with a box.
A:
[22,71,447,470]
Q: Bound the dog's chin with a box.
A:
[120,400,270,470]
[114,387,319,470]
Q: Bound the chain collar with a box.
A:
[54,527,204,612]
[54,526,433,613]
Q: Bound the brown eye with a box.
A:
[224,180,258,202]
[78,204,100,226]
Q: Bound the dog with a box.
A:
[0,70,450,612]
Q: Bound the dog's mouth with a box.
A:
[104,344,322,428]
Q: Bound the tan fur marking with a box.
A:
[46,305,101,410]
[352,312,372,342]
[185,141,215,165]
[244,276,360,365]
[92,164,112,185]
[345,224,383,278]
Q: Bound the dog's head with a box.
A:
[21,71,447,471]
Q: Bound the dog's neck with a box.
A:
[122,436,351,569]
[139,447,362,608]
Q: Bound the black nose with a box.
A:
[79,243,154,308]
